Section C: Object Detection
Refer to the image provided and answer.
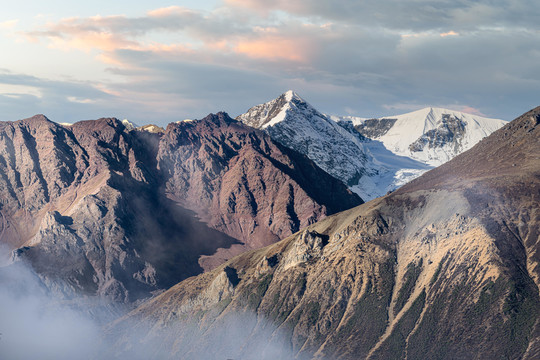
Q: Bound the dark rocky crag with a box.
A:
[0,112,361,303]
[108,107,540,359]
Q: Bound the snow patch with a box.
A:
[121,119,138,131]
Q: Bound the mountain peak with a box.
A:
[200,111,236,125]
[121,118,138,131]
[237,90,317,130]
[22,114,51,123]
[284,89,303,102]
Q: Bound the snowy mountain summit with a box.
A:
[238,90,374,196]
[347,107,508,167]
[238,91,507,200]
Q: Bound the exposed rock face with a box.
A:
[354,118,397,138]
[109,107,540,359]
[408,114,466,153]
[0,113,361,302]
[157,113,361,269]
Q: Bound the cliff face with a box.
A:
[157,113,362,269]
[0,113,361,302]
[108,108,540,359]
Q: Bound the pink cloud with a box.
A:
[234,36,308,62]
[459,106,485,116]
[0,19,19,30]
[46,31,138,53]
[440,30,459,37]
[147,6,197,18]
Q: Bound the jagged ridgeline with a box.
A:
[0,113,361,302]
[109,107,540,359]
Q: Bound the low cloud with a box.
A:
[0,243,301,360]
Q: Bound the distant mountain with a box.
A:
[0,113,361,302]
[238,92,507,200]
[110,107,540,359]
[334,106,508,166]
[238,90,375,190]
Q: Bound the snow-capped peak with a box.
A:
[284,89,303,102]
[335,106,508,168]
[121,119,138,131]
[238,92,508,201]
[237,91,375,199]
[371,107,507,165]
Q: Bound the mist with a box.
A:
[0,259,103,360]
[0,246,302,360]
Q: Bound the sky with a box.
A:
[0,0,539,126]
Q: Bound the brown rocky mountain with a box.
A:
[0,112,361,302]
[108,107,540,359]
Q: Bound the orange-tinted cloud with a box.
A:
[147,6,195,18]
[440,30,459,37]
[0,19,19,30]
[459,106,485,116]
[47,31,138,53]
[235,36,308,62]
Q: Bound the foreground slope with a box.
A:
[0,113,360,302]
[109,107,540,359]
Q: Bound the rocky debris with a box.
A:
[176,266,240,314]
[256,254,280,275]
[408,114,466,153]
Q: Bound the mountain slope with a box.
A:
[0,113,361,302]
[238,91,375,190]
[109,107,540,359]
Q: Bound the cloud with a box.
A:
[0,242,300,360]
[147,5,198,18]
[3,2,539,124]
[459,106,486,116]
[0,19,19,30]
[0,258,104,360]
[225,0,540,31]
[440,30,459,37]
[234,36,308,62]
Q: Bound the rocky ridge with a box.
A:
[0,112,361,302]
[237,91,375,191]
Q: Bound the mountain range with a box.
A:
[0,112,360,302]
[108,105,540,360]
[0,93,536,360]
[238,91,507,200]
